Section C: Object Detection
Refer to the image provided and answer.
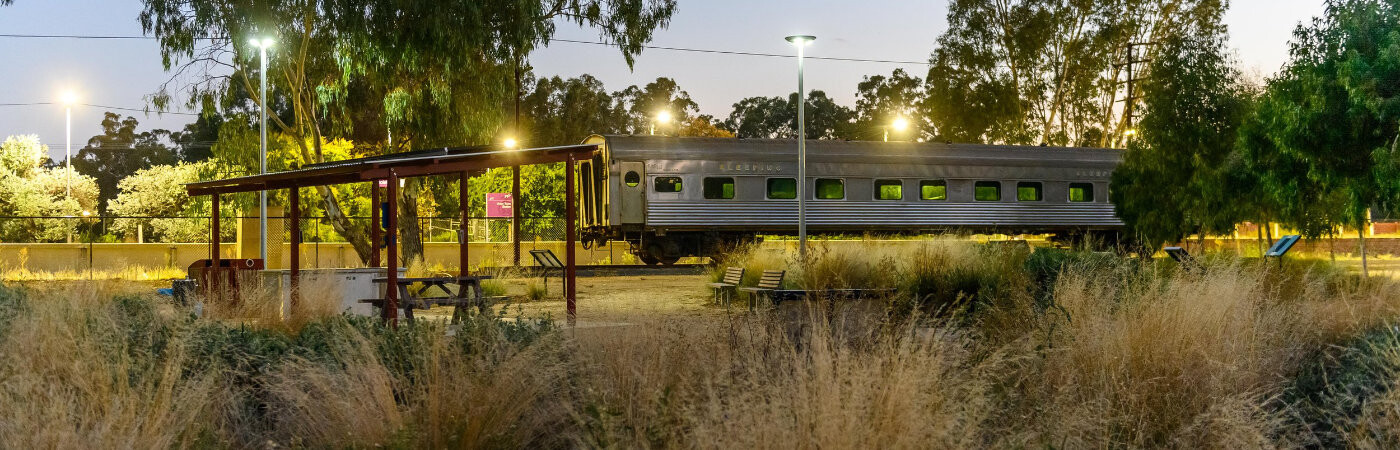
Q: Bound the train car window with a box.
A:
[815,179,845,200]
[920,180,947,200]
[704,177,736,199]
[767,178,797,199]
[624,171,640,187]
[1069,183,1095,202]
[653,176,683,193]
[1016,182,1043,201]
[974,181,1001,201]
[875,179,903,200]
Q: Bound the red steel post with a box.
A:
[565,153,577,325]
[211,194,221,300]
[460,172,470,275]
[385,171,400,325]
[289,187,301,309]
[512,165,521,266]
[370,180,381,267]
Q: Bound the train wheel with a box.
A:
[638,253,660,265]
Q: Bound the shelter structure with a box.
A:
[185,143,599,325]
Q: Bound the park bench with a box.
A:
[738,269,786,309]
[359,275,500,324]
[708,266,745,306]
[529,249,565,295]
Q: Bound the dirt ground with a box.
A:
[416,274,726,323]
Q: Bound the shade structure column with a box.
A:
[385,171,399,325]
[565,153,577,325]
[289,186,301,309]
[512,165,521,266]
[211,193,221,301]
[460,172,470,275]
[370,180,381,267]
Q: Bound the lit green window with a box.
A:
[875,179,902,200]
[703,177,735,199]
[1069,183,1095,202]
[1016,182,1043,201]
[974,181,1001,201]
[653,176,682,193]
[920,180,947,200]
[815,178,844,199]
[767,178,796,199]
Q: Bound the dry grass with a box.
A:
[8,243,1400,447]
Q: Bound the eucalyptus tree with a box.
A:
[722,91,855,140]
[1110,29,1251,250]
[139,0,676,264]
[1239,0,1400,275]
[853,68,927,141]
[616,77,699,135]
[922,0,1228,147]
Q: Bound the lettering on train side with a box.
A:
[718,162,783,173]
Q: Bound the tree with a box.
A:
[72,113,178,212]
[169,112,224,162]
[0,135,48,178]
[616,77,699,135]
[678,115,734,138]
[140,0,676,265]
[0,135,99,242]
[854,69,926,141]
[923,0,1229,146]
[108,160,222,242]
[1110,29,1252,249]
[1239,0,1400,276]
[519,74,628,147]
[722,91,855,139]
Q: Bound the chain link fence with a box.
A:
[0,215,566,244]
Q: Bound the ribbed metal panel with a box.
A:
[646,201,1123,227]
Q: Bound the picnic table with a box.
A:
[363,275,497,323]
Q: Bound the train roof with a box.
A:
[586,135,1123,168]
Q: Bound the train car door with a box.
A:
[619,161,645,224]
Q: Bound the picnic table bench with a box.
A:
[360,275,502,323]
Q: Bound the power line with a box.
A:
[0,101,200,116]
[0,33,933,66]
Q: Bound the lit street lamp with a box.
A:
[786,34,814,260]
[503,137,518,149]
[651,111,672,136]
[250,37,274,264]
[884,116,909,142]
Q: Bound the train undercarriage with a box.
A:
[585,227,1130,265]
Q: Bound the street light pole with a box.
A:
[786,35,814,260]
[251,37,273,264]
[65,102,71,198]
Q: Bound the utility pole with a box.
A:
[1113,41,1154,145]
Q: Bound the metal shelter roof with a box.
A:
[185,143,600,196]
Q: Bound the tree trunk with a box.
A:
[1256,223,1264,257]
[400,177,425,267]
[1359,225,1369,278]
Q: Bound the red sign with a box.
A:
[486,193,513,218]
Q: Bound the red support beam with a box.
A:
[385,171,400,325]
[460,172,470,275]
[512,165,521,266]
[211,193,221,301]
[565,153,577,325]
[370,180,381,267]
[289,187,301,310]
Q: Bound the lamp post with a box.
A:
[884,116,909,142]
[250,37,274,264]
[60,91,76,198]
[786,34,814,259]
[651,111,672,136]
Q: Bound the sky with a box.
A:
[0,0,1326,160]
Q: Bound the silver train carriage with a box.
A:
[574,135,1124,265]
